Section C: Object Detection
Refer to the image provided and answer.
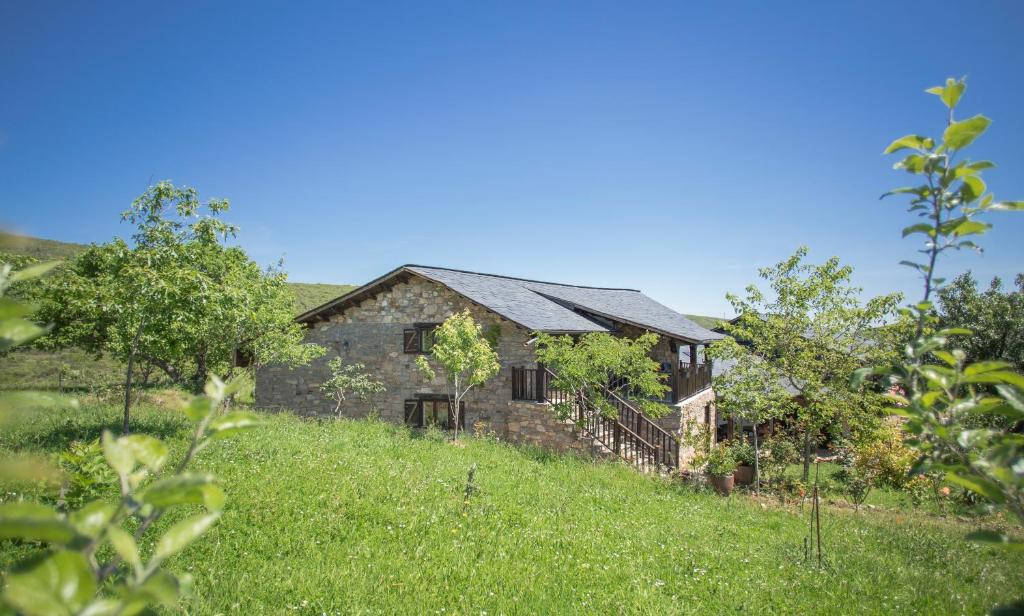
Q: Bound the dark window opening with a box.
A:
[403,324,439,354]
[403,399,465,429]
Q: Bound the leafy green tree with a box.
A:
[708,342,797,493]
[36,182,323,432]
[722,248,902,480]
[415,310,500,439]
[320,358,386,417]
[937,271,1024,373]
[534,331,670,420]
[0,260,262,614]
[856,78,1024,547]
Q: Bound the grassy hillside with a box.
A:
[0,232,354,314]
[1,398,1021,614]
[289,281,357,313]
[0,231,91,261]
[0,234,356,389]
[683,313,726,330]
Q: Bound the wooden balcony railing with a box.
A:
[676,361,712,402]
[510,366,679,471]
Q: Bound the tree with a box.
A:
[320,358,386,417]
[708,340,797,494]
[937,271,1024,373]
[856,77,1024,548]
[533,331,670,420]
[415,310,500,439]
[1,261,262,615]
[722,248,903,481]
[36,182,324,432]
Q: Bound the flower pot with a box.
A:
[710,473,735,496]
[735,465,754,485]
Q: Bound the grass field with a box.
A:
[2,396,1021,614]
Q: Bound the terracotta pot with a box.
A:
[710,473,735,496]
[735,465,754,485]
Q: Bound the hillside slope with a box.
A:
[0,233,724,323]
[1,400,1021,614]
[0,232,355,314]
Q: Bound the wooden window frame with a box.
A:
[403,398,465,429]
[403,323,440,354]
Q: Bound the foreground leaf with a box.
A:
[153,513,220,562]
[2,551,95,616]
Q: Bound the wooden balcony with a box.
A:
[674,361,712,402]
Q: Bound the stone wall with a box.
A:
[652,387,717,468]
[255,273,717,463]
[257,274,613,457]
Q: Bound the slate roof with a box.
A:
[299,264,722,344]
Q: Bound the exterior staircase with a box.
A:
[513,366,679,472]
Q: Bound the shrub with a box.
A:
[55,439,116,510]
[705,445,737,477]
[730,439,755,466]
[760,434,799,489]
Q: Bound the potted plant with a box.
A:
[705,445,737,496]
[731,439,756,485]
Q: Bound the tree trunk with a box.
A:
[802,427,812,482]
[140,355,185,388]
[753,421,760,496]
[192,351,208,394]
[122,319,146,434]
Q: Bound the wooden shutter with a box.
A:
[404,400,422,426]
[403,329,420,353]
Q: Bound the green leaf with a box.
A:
[101,430,133,476]
[68,501,115,539]
[107,526,141,572]
[945,471,1005,503]
[901,223,934,238]
[0,502,78,545]
[121,435,168,471]
[883,134,933,154]
[960,175,986,202]
[966,530,1024,550]
[937,327,972,336]
[2,551,96,616]
[894,153,927,173]
[183,396,216,422]
[203,375,226,400]
[880,186,926,199]
[996,384,1024,413]
[208,411,263,439]
[964,361,1012,376]
[989,201,1024,211]
[943,114,991,150]
[140,473,224,512]
[927,78,965,109]
[153,512,220,562]
[78,599,124,616]
[119,570,185,611]
[950,219,991,237]
[9,261,61,283]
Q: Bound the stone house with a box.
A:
[256,265,723,470]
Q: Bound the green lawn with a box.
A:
[2,397,1022,614]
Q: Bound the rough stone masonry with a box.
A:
[256,274,714,463]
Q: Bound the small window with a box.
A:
[403,324,438,354]
[403,399,465,429]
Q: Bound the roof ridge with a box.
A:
[404,264,640,292]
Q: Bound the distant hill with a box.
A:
[0,232,722,325]
[0,232,354,314]
[0,232,91,261]
[682,313,726,331]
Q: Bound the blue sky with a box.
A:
[2,1,1022,317]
